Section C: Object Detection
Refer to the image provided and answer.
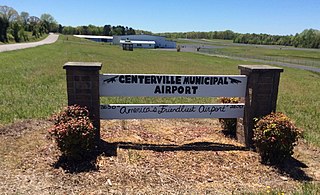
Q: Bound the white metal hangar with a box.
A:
[119,40,156,48]
[113,35,176,48]
[73,35,113,42]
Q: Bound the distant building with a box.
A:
[121,40,134,51]
[113,35,176,48]
[73,35,113,43]
[120,40,155,49]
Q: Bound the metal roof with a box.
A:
[120,40,156,44]
[74,35,113,39]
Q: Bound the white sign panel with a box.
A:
[99,74,247,97]
[100,104,244,120]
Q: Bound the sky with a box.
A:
[1,0,319,35]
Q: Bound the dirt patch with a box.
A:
[0,119,51,137]
[0,119,319,194]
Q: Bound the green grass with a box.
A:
[277,69,320,145]
[0,35,319,148]
[294,182,320,195]
[0,35,252,124]
[179,39,320,67]
[259,182,320,195]
[208,45,320,68]
[222,46,320,60]
[176,38,233,46]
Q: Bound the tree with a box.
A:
[40,13,58,32]
[40,13,56,24]
[289,29,320,48]
[62,26,76,35]
[0,6,19,22]
[103,25,111,36]
[28,16,41,24]
[0,16,9,42]
[135,29,153,35]
[20,11,29,25]
[12,22,22,42]
[0,5,64,42]
[111,25,125,35]
[126,27,135,35]
[58,24,63,33]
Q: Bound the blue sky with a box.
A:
[1,0,319,35]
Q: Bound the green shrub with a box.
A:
[253,112,302,164]
[218,97,240,137]
[48,105,96,160]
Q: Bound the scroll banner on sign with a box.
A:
[99,74,247,97]
[100,104,245,120]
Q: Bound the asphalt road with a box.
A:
[0,34,59,53]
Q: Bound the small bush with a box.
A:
[176,45,181,52]
[48,105,96,160]
[253,112,302,164]
[218,97,240,137]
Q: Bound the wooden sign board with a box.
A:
[99,74,247,97]
[100,103,245,119]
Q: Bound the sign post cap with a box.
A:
[63,62,102,70]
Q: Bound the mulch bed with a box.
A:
[0,119,319,194]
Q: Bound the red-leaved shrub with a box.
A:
[48,105,96,160]
[253,112,302,164]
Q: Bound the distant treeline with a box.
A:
[233,29,320,49]
[0,5,145,43]
[61,25,137,36]
[60,24,155,37]
[158,29,320,49]
[61,25,155,36]
[157,30,236,40]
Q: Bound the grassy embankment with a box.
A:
[0,35,319,147]
[1,32,48,44]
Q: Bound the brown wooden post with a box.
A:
[237,65,284,147]
[63,62,102,143]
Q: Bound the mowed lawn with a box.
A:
[0,35,319,146]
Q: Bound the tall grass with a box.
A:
[0,35,319,148]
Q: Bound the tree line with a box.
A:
[233,29,320,49]
[159,29,320,49]
[157,30,237,40]
[0,5,59,43]
[61,25,136,36]
[0,5,139,43]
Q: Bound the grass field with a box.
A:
[0,35,319,147]
[176,38,233,46]
[0,35,319,193]
[177,39,320,67]
[218,46,320,67]
[201,45,320,68]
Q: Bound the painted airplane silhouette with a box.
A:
[228,77,242,84]
[104,76,119,83]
